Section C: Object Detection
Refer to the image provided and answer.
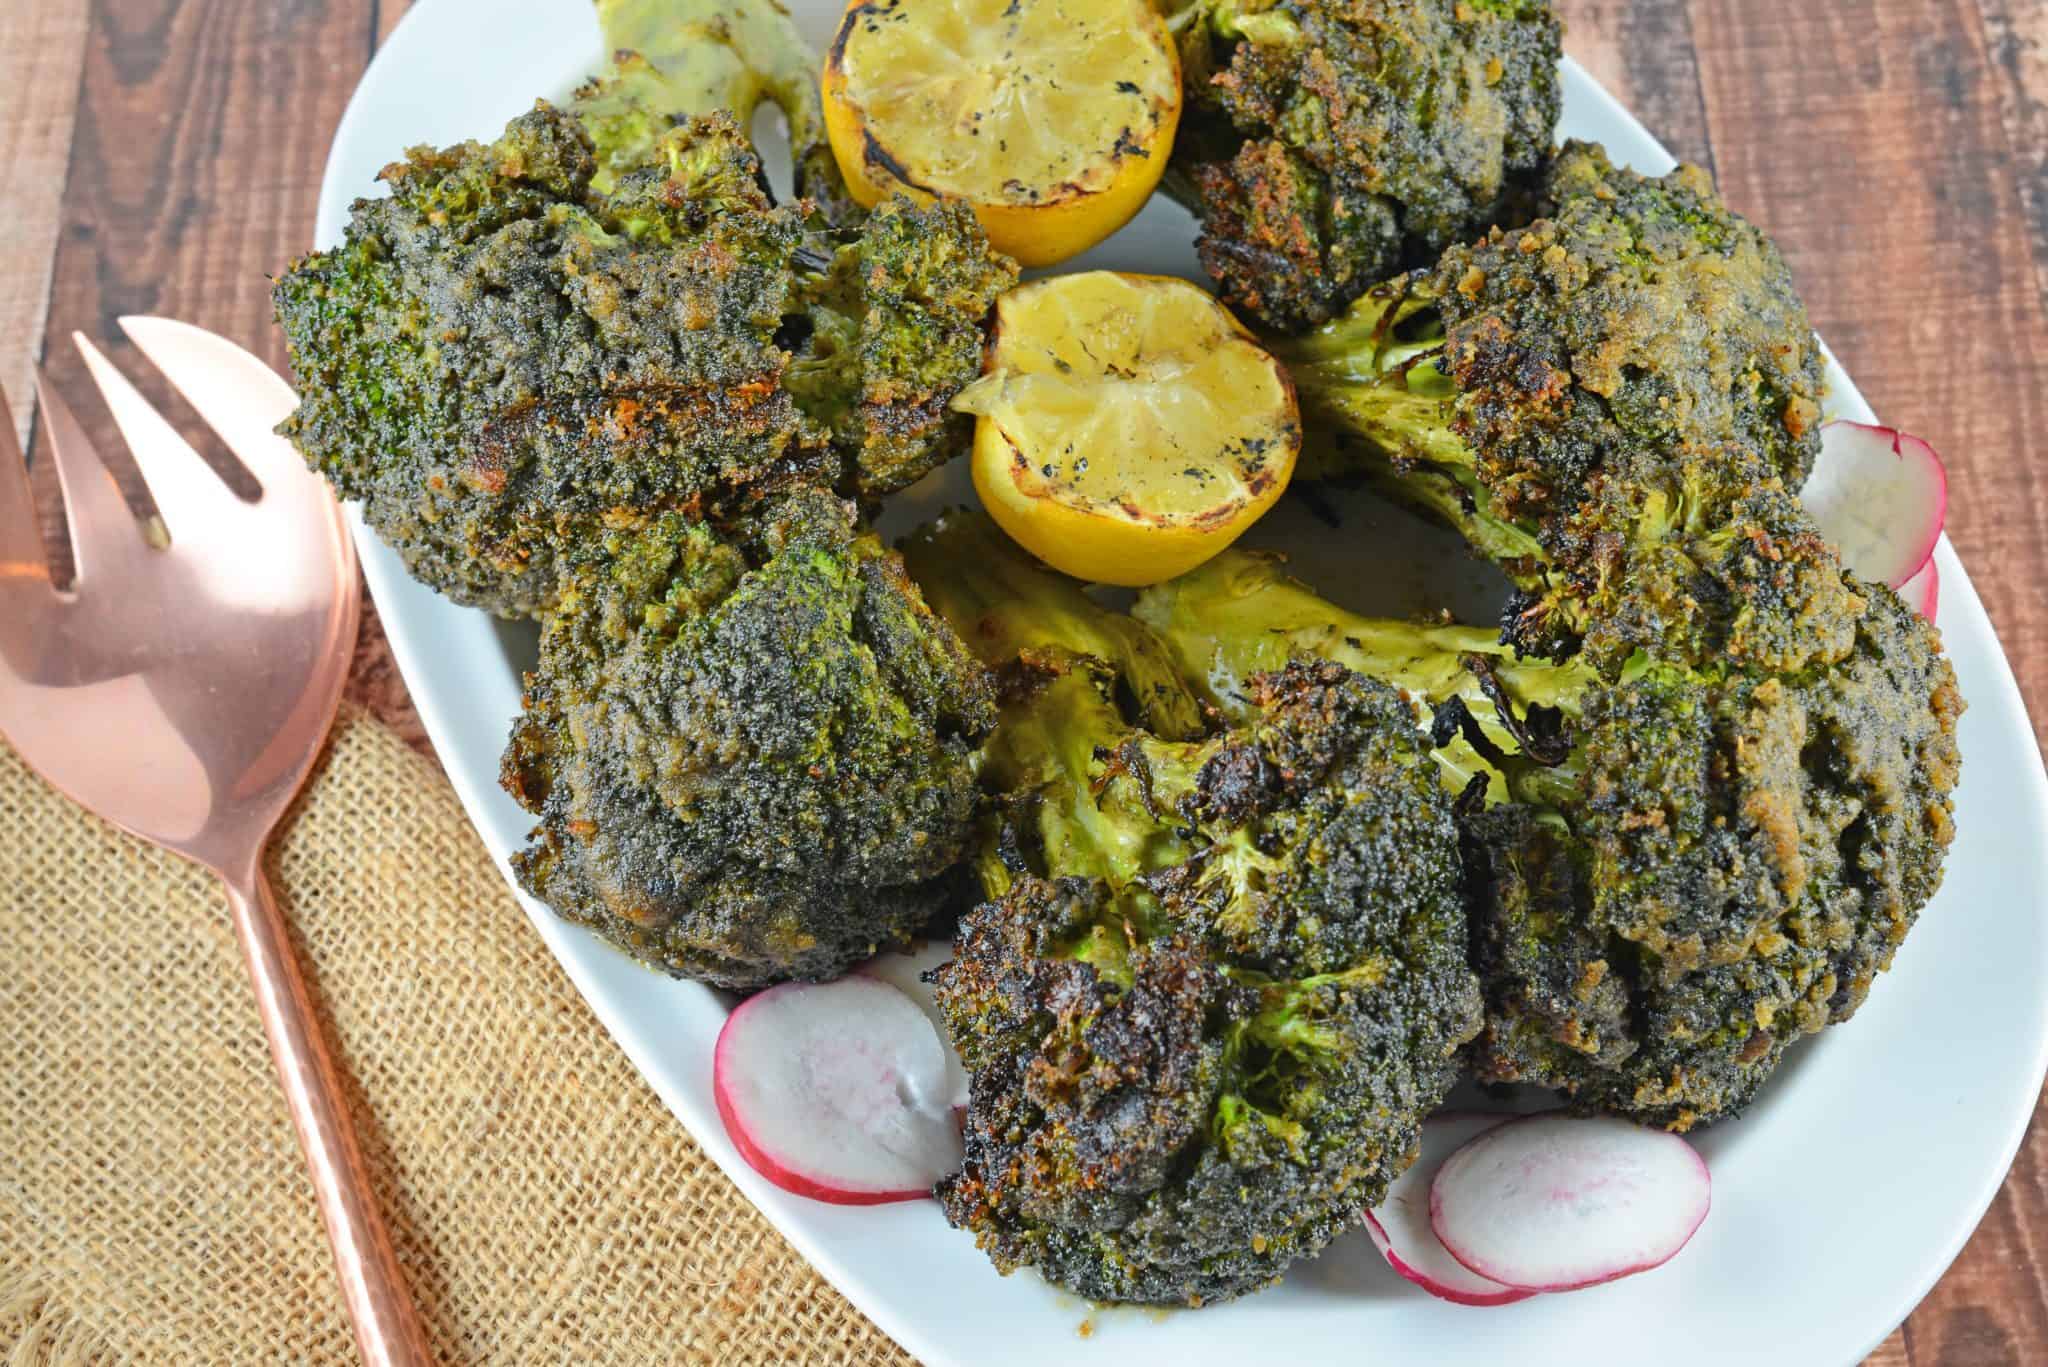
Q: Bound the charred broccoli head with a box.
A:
[904,514,1480,1302]
[1460,609,1962,1127]
[1139,549,1963,1129]
[1277,142,1837,675]
[933,663,1481,1305]
[501,493,998,991]
[275,95,1013,618]
[1165,0,1562,332]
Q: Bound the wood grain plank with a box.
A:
[375,0,413,47]
[1689,3,2048,1363]
[42,0,357,388]
[1975,0,2048,315]
[0,4,91,448]
[1554,0,1715,169]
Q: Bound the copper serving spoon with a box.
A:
[0,319,430,1366]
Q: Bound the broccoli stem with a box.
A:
[1134,549,1592,800]
[976,662,1196,888]
[901,514,1210,890]
[900,513,1209,741]
[1275,282,1548,566]
[1166,0,1305,47]
[586,0,853,214]
[1135,549,1583,716]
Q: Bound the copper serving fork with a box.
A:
[0,320,430,1366]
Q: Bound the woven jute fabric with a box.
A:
[0,705,915,1365]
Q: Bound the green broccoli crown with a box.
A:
[1138,548,1963,1129]
[1492,585,1963,1126]
[1166,0,1562,331]
[1464,786,1937,1130]
[933,660,1480,1305]
[905,515,1479,1302]
[1277,142,1838,674]
[1455,142,1827,491]
[275,94,1012,619]
[501,492,998,991]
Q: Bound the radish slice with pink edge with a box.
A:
[857,939,969,1109]
[713,976,963,1205]
[1429,1113,1710,1293]
[1900,557,1941,622]
[1365,1112,1536,1307]
[1802,421,1948,588]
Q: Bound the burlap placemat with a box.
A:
[0,705,915,1365]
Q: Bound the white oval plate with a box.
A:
[318,4,2048,1362]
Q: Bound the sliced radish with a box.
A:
[857,939,969,1109]
[1367,1112,1536,1307]
[1803,421,1948,588]
[713,976,963,1205]
[1430,1113,1709,1292]
[1899,557,1941,622]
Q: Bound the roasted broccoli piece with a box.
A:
[580,0,856,218]
[902,513,1211,892]
[933,667,1481,1305]
[1275,142,1838,675]
[1164,0,1561,331]
[275,97,1013,618]
[500,492,997,991]
[1138,548,1963,1128]
[903,510,1210,743]
[904,513,1481,1303]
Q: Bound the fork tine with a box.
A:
[73,331,246,538]
[0,389,53,587]
[117,317,306,490]
[34,368,147,583]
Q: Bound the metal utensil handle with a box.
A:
[223,865,432,1366]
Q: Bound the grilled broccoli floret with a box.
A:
[1138,548,1963,1129]
[579,0,856,218]
[500,492,997,991]
[903,513,1212,892]
[904,510,1211,744]
[933,667,1481,1305]
[1276,142,1838,674]
[904,514,1480,1303]
[1164,0,1561,331]
[274,95,1013,618]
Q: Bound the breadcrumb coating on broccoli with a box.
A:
[1139,548,1962,1129]
[1166,0,1562,331]
[1277,142,1836,673]
[275,102,1011,618]
[502,493,997,991]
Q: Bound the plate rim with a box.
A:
[318,7,2048,1362]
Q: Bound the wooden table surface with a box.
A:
[3,1,2044,1360]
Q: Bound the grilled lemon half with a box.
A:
[821,0,1180,267]
[955,272,1300,587]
